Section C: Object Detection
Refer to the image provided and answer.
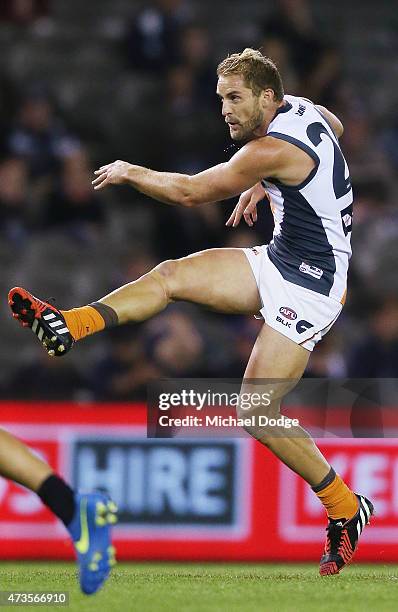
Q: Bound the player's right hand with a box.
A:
[225,182,266,228]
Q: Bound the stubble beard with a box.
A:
[231,102,265,143]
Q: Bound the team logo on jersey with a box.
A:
[295,103,306,116]
[279,306,297,321]
[299,262,324,279]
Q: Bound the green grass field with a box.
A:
[0,563,397,612]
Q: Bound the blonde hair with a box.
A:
[217,48,284,100]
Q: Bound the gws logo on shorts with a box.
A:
[299,262,323,280]
[296,320,314,334]
[279,307,297,321]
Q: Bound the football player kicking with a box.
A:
[0,428,117,594]
[8,48,373,575]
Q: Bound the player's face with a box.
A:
[217,74,266,142]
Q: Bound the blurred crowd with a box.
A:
[0,0,397,402]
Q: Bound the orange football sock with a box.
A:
[61,306,105,341]
[313,468,358,520]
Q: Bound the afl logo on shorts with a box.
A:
[279,306,297,321]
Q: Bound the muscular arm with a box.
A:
[92,138,283,207]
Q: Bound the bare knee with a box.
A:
[151,259,180,300]
[237,395,282,443]
[236,396,281,421]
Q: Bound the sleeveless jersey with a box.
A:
[262,94,353,302]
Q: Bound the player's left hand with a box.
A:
[226,182,266,228]
[92,160,131,190]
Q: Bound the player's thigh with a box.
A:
[241,323,310,408]
[164,248,261,315]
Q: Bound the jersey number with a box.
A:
[307,122,351,199]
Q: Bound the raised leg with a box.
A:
[9,248,261,352]
[99,248,262,323]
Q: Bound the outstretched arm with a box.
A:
[92,138,282,207]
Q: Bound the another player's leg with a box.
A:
[0,429,117,594]
[241,324,373,575]
[8,248,261,356]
